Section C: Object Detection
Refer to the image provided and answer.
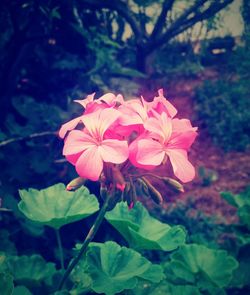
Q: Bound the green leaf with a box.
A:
[132,280,202,295]
[0,253,8,273]
[165,244,238,291]
[0,230,17,255]
[18,183,99,229]
[230,244,250,288]
[221,187,250,208]
[12,286,32,295]
[0,272,14,295]
[105,202,186,251]
[73,241,165,295]
[238,205,250,228]
[7,255,56,287]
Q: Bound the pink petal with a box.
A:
[84,101,107,115]
[82,108,120,139]
[65,153,81,165]
[59,116,84,138]
[166,149,195,183]
[153,89,177,118]
[74,93,95,108]
[63,130,97,156]
[168,131,198,150]
[144,113,172,142]
[75,147,103,181]
[136,139,165,165]
[129,139,157,170]
[97,93,116,105]
[99,139,128,164]
[118,100,147,126]
[172,118,198,133]
[129,138,165,167]
[116,94,124,104]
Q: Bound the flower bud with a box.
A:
[111,166,126,191]
[162,177,184,193]
[136,178,149,196]
[100,184,108,201]
[124,182,137,209]
[141,177,163,204]
[66,177,86,191]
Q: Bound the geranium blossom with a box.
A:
[129,112,198,183]
[62,108,128,181]
[60,90,197,189]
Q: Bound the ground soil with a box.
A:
[141,69,250,224]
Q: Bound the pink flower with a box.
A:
[59,93,123,139]
[129,112,197,183]
[142,89,177,118]
[63,108,128,181]
[60,90,197,187]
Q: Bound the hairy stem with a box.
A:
[55,228,65,270]
[58,194,111,290]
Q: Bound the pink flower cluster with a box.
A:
[59,90,197,184]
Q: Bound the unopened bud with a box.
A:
[136,178,149,196]
[125,182,137,208]
[162,177,184,193]
[66,177,86,191]
[100,184,108,201]
[141,177,163,204]
[112,166,126,191]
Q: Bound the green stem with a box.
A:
[55,228,64,270]
[58,194,111,290]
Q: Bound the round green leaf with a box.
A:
[0,272,14,295]
[7,255,56,287]
[166,244,239,290]
[12,286,32,295]
[73,241,165,295]
[132,280,202,295]
[105,202,186,251]
[18,183,99,229]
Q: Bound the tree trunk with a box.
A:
[136,44,152,73]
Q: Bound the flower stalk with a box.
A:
[58,193,111,290]
[55,228,64,270]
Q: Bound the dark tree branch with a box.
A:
[81,0,142,40]
[168,0,234,41]
[148,0,234,52]
[151,0,175,39]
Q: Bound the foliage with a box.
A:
[154,43,203,79]
[105,202,186,251]
[220,187,250,290]
[198,166,218,187]
[72,241,164,295]
[18,183,99,229]
[194,78,250,151]
[6,254,56,287]
[0,272,14,295]
[1,181,250,294]
[164,244,238,293]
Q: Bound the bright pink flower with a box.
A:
[59,93,123,138]
[117,99,148,135]
[59,115,85,139]
[63,108,128,181]
[142,89,177,118]
[129,112,197,183]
